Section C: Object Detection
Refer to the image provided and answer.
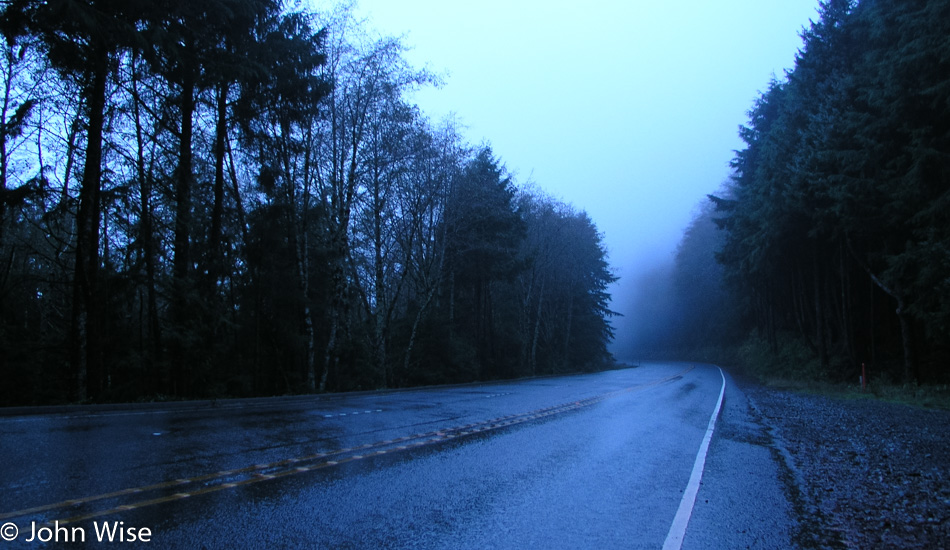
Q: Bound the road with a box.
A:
[0,363,796,549]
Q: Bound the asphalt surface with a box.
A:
[0,363,795,549]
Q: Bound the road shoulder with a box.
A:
[682,371,798,549]
[744,379,950,549]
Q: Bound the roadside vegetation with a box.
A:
[0,1,617,406]
[629,0,950,399]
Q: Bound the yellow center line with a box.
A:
[3,366,693,526]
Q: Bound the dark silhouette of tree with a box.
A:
[0,2,619,406]
[712,0,950,383]
[445,146,525,378]
[2,0,145,400]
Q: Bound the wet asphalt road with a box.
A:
[0,363,795,549]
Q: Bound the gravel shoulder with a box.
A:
[740,379,950,549]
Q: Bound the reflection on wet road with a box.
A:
[0,363,796,548]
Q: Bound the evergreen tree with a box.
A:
[714,0,950,383]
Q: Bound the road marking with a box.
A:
[0,399,387,423]
[323,409,383,418]
[1,366,694,526]
[662,366,727,550]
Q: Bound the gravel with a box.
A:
[740,381,950,549]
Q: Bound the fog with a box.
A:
[340,0,819,359]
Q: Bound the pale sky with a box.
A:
[314,0,818,351]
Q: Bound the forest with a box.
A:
[643,0,950,385]
[0,0,617,406]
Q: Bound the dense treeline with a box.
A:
[708,0,950,383]
[0,0,617,406]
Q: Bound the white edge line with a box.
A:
[662,366,727,550]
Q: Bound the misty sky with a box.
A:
[318,0,819,353]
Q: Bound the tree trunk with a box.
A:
[130,51,162,388]
[208,81,227,294]
[530,278,545,374]
[373,174,387,387]
[404,283,437,375]
[846,238,916,383]
[793,264,818,354]
[814,253,828,368]
[320,231,347,393]
[896,298,915,383]
[172,68,195,396]
[448,269,455,337]
[518,273,535,372]
[320,312,336,393]
[71,52,108,401]
[562,287,574,371]
[486,280,495,373]
[303,304,316,391]
[869,277,876,366]
[300,127,317,393]
[280,118,318,394]
[0,47,13,250]
[174,72,194,288]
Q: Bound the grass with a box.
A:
[727,334,950,410]
[755,376,950,411]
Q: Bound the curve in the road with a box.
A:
[662,365,726,550]
[2,365,695,529]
